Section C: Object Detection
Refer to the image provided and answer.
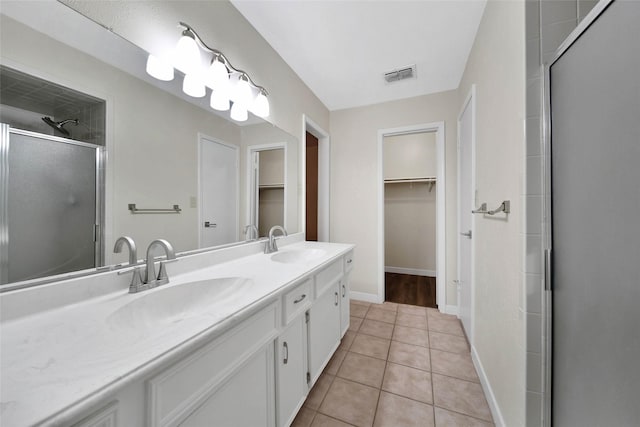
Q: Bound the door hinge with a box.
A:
[305,311,310,324]
[306,372,311,384]
[93,224,99,242]
[544,249,553,291]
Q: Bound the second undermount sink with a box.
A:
[107,277,253,330]
[270,248,327,264]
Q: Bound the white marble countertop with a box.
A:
[0,239,354,426]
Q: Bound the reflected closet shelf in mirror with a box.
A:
[384,177,436,192]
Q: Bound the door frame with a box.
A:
[197,133,239,248]
[457,84,477,341]
[377,122,446,309]
[245,142,287,234]
[302,115,330,242]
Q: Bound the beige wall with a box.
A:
[384,183,436,272]
[457,0,526,424]
[259,149,285,186]
[384,132,437,179]
[330,90,459,305]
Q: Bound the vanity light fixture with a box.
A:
[145,54,174,81]
[145,22,270,120]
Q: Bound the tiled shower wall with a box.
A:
[524,0,598,425]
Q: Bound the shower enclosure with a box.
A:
[0,124,104,285]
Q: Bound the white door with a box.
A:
[199,136,238,247]
[457,90,475,341]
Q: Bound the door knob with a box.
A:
[204,221,217,228]
[460,230,472,238]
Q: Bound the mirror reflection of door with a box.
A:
[199,135,239,248]
[251,148,285,238]
[305,132,319,241]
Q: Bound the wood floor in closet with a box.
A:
[384,273,437,308]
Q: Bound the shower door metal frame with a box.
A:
[0,124,105,285]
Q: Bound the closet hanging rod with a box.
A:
[128,204,182,214]
[384,177,436,184]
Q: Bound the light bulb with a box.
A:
[250,91,269,118]
[210,89,230,111]
[232,76,254,109]
[174,34,200,74]
[146,54,174,81]
[183,73,206,98]
[206,56,230,90]
[230,102,248,122]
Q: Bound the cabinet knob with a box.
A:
[283,341,288,364]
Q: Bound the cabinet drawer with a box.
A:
[283,278,312,325]
[147,302,278,427]
[344,250,355,274]
[315,258,343,297]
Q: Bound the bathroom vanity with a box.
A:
[0,234,354,426]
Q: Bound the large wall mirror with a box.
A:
[0,1,300,287]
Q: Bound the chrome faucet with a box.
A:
[244,224,259,241]
[113,236,143,292]
[143,239,176,288]
[264,225,287,254]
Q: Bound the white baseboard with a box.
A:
[349,291,382,304]
[443,304,459,316]
[471,346,506,427]
[385,266,436,277]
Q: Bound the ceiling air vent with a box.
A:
[384,65,416,83]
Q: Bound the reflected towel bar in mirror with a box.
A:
[128,204,182,214]
[472,200,510,215]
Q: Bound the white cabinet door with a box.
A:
[339,277,350,337]
[180,343,275,427]
[308,283,341,383]
[276,315,307,427]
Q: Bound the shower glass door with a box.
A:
[1,125,100,284]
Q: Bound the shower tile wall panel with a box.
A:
[524,0,598,425]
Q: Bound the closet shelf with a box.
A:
[259,184,284,189]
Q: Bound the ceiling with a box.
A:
[231,0,487,111]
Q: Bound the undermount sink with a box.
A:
[107,277,253,330]
[270,248,327,264]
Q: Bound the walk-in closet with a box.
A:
[257,148,284,237]
[383,131,437,307]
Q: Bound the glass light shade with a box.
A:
[210,90,230,111]
[174,34,200,73]
[182,73,206,98]
[146,54,174,81]
[250,92,270,118]
[230,102,248,122]
[206,57,230,90]
[232,77,254,109]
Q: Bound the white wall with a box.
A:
[330,90,459,304]
[457,1,526,425]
